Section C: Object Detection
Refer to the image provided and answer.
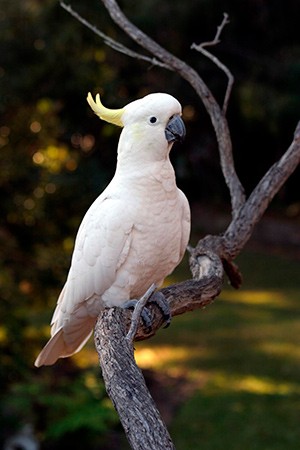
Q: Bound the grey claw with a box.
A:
[122,300,153,331]
[148,291,171,328]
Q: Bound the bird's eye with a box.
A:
[149,116,158,124]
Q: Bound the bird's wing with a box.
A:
[34,192,134,367]
[52,193,134,332]
[178,189,191,260]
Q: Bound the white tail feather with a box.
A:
[34,322,94,367]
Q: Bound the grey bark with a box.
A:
[95,252,223,449]
[95,308,175,450]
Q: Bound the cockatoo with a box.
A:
[35,92,190,367]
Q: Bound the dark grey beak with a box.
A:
[165,115,186,143]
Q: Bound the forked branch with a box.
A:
[95,0,300,274]
[191,12,234,114]
[60,0,245,216]
[100,0,246,216]
[60,2,171,69]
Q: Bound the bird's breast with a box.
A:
[95,165,187,307]
[116,181,183,299]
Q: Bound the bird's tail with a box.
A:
[34,320,94,367]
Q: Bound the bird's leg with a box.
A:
[123,284,172,344]
[123,284,156,343]
[147,290,171,328]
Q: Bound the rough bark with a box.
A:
[132,252,224,341]
[95,308,175,450]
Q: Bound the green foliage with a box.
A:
[1,368,118,447]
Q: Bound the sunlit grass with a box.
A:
[221,289,289,305]
[135,345,210,370]
[133,250,300,449]
[206,372,300,396]
[0,326,8,343]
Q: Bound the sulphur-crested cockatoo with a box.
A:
[35,92,190,367]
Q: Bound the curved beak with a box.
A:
[165,115,186,143]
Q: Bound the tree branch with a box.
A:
[191,12,234,114]
[88,0,300,297]
[61,0,245,216]
[94,252,223,449]
[60,2,171,69]
[189,120,300,285]
[134,251,224,341]
[99,0,245,216]
[93,120,300,448]
[222,120,300,259]
[95,308,176,449]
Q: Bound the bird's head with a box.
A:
[87,92,186,154]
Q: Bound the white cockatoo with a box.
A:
[35,92,190,367]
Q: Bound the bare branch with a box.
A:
[96,1,300,267]
[60,0,246,215]
[222,120,300,259]
[194,12,230,48]
[95,308,176,449]
[188,120,300,281]
[96,251,223,342]
[99,0,246,216]
[126,121,300,320]
[93,249,223,449]
[191,13,234,114]
[60,2,171,69]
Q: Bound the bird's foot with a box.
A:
[122,299,153,331]
[122,284,171,344]
[122,284,156,343]
[147,290,171,328]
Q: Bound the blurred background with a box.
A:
[1,0,300,449]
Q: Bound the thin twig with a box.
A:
[196,12,230,48]
[125,284,156,343]
[61,0,245,215]
[60,2,171,69]
[191,13,234,114]
[99,0,245,215]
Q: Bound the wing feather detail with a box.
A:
[35,192,134,365]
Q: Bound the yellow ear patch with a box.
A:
[87,93,125,127]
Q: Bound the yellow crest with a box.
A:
[87,93,125,127]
